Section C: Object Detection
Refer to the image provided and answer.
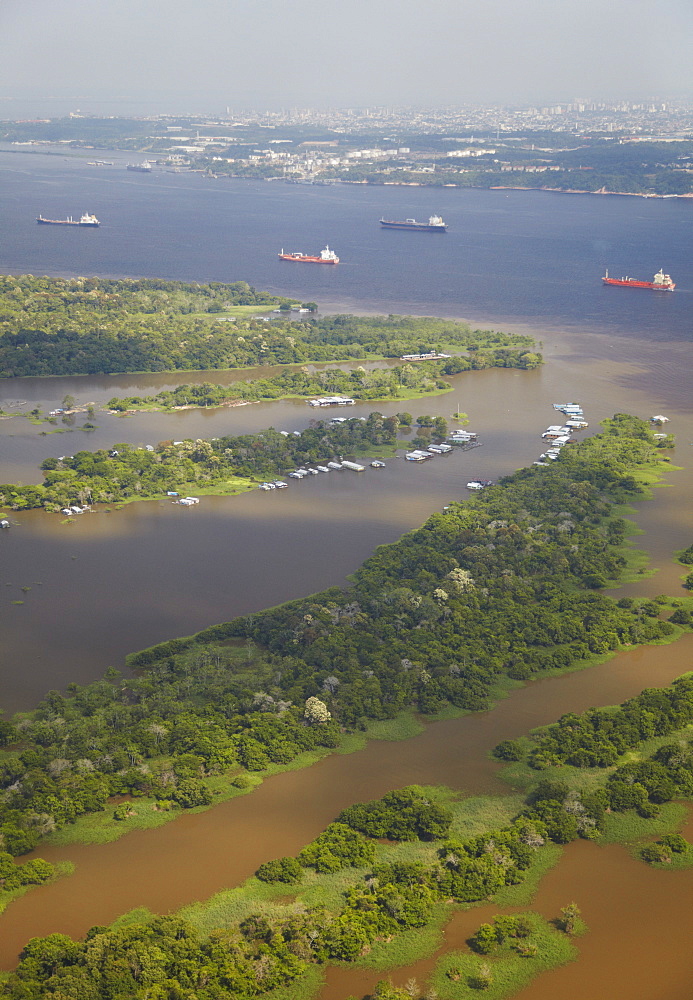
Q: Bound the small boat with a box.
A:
[273,480,288,488]
[370,460,386,468]
[258,483,276,490]
[289,471,305,479]
[316,466,330,473]
[0,519,10,528]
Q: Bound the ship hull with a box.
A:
[278,255,338,264]
[603,277,674,290]
[37,218,99,227]
[380,220,447,231]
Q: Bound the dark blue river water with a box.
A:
[0,147,691,342]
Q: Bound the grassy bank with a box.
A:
[430,911,582,1000]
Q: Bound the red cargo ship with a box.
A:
[278,246,339,264]
[602,268,675,291]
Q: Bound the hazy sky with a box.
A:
[1,0,691,112]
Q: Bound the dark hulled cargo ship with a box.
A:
[379,215,447,232]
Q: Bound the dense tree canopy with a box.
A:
[0,275,538,377]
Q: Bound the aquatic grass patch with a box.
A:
[354,901,451,971]
[491,844,563,908]
[600,801,688,845]
[261,966,325,1000]
[429,911,580,1000]
[447,795,525,841]
[181,878,304,936]
[334,711,426,756]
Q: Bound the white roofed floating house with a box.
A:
[405,450,432,461]
[308,396,355,407]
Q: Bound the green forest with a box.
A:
[0,275,538,377]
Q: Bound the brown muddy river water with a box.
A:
[0,324,692,996]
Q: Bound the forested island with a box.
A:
[0,275,539,378]
[104,347,541,414]
[1,413,407,511]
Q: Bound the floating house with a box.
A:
[308,396,355,407]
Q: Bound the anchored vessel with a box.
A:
[278,246,339,264]
[379,215,447,232]
[602,268,675,291]
[36,213,100,227]
[127,161,152,172]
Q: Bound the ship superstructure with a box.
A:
[602,268,675,291]
[278,246,339,264]
[379,215,447,232]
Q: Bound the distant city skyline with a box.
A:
[1,0,692,115]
